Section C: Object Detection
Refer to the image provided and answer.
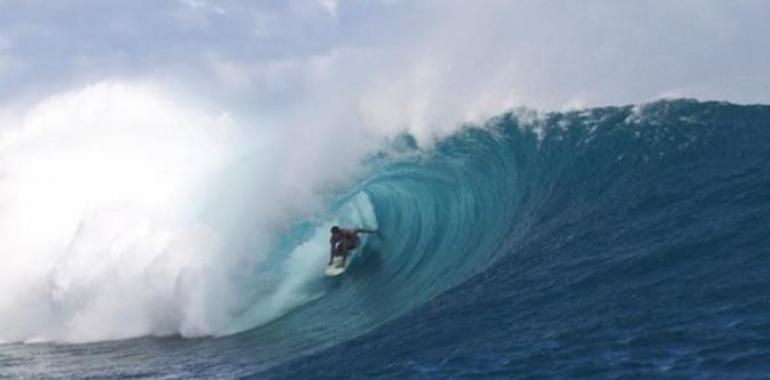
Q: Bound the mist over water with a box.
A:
[0,81,376,343]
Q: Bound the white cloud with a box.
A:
[204,53,255,91]
[0,53,20,81]
[251,11,278,40]
[174,0,227,30]
[317,0,338,16]
[0,33,12,51]
[2,1,770,139]
[178,0,226,15]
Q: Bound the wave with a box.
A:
[2,96,769,373]
[253,99,770,378]
[2,98,769,378]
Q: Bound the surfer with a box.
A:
[329,226,376,267]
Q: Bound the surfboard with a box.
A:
[325,256,348,277]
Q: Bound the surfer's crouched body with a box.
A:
[329,226,375,267]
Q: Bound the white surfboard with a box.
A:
[325,256,348,277]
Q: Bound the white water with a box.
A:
[0,81,373,343]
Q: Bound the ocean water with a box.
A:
[1,99,769,379]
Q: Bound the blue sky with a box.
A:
[1,0,770,133]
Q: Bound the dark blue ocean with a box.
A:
[2,99,769,379]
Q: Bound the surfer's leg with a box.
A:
[336,239,356,267]
[340,250,348,267]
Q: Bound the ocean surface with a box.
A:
[1,99,769,379]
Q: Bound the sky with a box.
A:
[1,0,770,138]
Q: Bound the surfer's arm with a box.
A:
[355,228,376,234]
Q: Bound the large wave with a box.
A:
[2,90,767,353]
[1,98,768,378]
[256,99,770,378]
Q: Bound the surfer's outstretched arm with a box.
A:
[355,228,376,234]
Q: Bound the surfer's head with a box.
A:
[330,226,340,235]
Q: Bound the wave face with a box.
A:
[257,99,770,378]
[3,99,770,379]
